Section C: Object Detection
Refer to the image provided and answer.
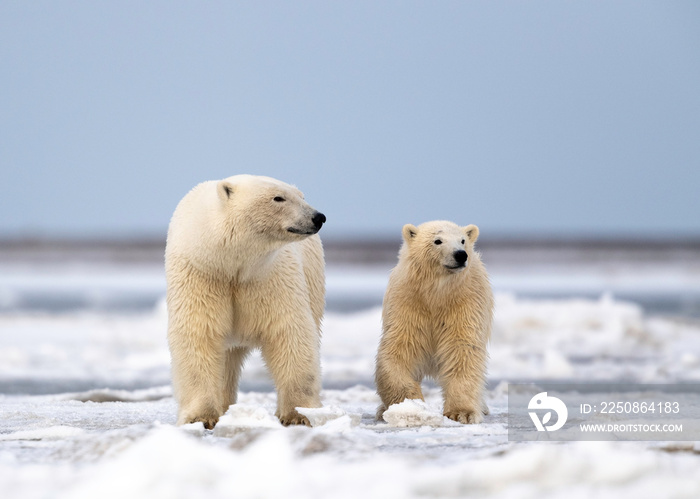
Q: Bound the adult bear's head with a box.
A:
[217,174,326,243]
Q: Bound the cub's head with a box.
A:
[400,220,479,274]
[217,175,326,242]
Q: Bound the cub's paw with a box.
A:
[375,404,387,421]
[444,410,483,425]
[278,409,311,427]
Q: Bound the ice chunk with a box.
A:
[0,425,85,441]
[58,386,172,403]
[213,404,281,436]
[178,421,205,437]
[296,406,361,427]
[382,399,456,427]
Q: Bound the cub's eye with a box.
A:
[273,196,286,202]
[434,239,442,245]
[461,239,465,244]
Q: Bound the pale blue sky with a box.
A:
[1,1,699,239]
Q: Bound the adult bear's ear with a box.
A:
[463,224,479,244]
[402,224,418,243]
[217,180,235,202]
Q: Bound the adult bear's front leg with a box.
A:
[261,319,321,426]
[167,266,232,429]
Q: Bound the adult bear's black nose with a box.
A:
[312,212,326,230]
[454,250,468,266]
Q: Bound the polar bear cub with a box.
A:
[375,220,493,424]
[165,175,326,428]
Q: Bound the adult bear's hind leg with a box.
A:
[221,346,250,414]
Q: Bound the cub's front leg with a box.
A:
[374,323,425,420]
[437,335,489,425]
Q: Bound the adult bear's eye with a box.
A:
[434,239,442,245]
[273,196,286,202]
[461,239,465,245]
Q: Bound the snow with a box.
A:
[1,263,699,498]
[0,426,85,442]
[1,404,699,499]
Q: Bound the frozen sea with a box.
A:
[1,239,699,498]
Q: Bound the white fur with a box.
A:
[165,175,325,428]
[376,220,493,424]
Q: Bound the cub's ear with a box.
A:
[402,224,418,243]
[217,180,235,202]
[463,224,479,243]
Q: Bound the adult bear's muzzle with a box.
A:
[312,212,327,231]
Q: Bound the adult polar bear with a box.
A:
[165,175,326,428]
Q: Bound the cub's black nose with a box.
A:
[312,212,326,229]
[454,250,468,266]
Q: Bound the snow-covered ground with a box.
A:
[1,258,700,498]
